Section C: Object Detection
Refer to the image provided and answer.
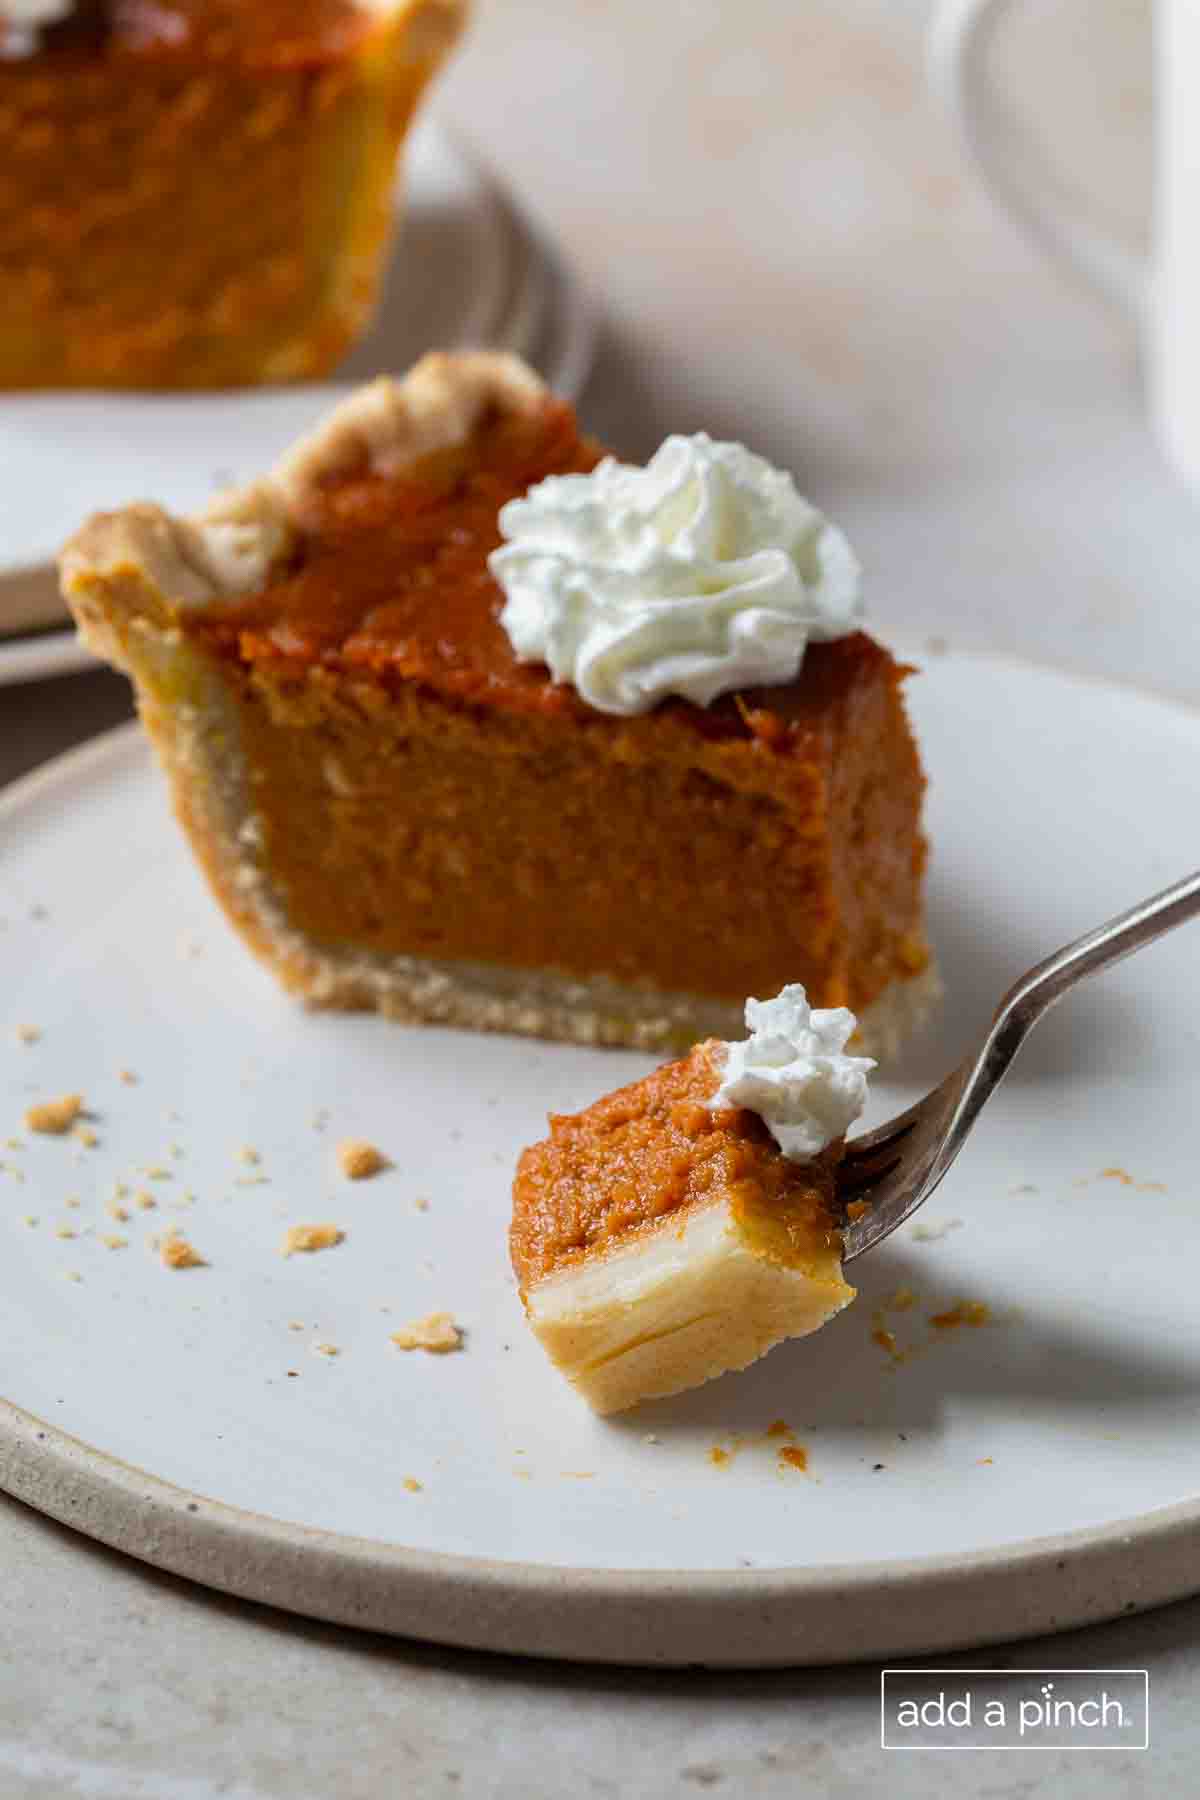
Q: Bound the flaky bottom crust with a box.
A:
[295,941,942,1057]
[524,1199,855,1414]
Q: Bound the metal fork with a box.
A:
[839,869,1200,1263]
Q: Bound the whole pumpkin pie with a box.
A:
[59,349,936,1053]
[0,0,464,388]
[512,988,865,1413]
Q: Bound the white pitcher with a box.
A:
[930,0,1197,489]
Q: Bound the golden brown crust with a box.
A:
[274,352,549,500]
[60,352,547,619]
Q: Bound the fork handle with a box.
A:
[958,869,1200,1135]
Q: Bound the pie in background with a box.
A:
[1,0,465,388]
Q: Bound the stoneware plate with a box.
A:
[2,649,1199,1667]
[0,116,596,687]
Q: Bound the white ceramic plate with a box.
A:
[2,649,1200,1667]
[0,117,596,687]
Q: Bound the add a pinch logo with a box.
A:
[880,1670,1149,1750]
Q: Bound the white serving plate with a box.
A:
[2,649,1199,1665]
[0,116,596,686]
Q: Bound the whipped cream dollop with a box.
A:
[708,985,874,1160]
[488,433,861,716]
[2,0,73,55]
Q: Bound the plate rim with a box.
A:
[3,694,1200,1667]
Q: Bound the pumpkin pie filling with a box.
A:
[59,350,936,1052]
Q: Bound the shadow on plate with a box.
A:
[611,1242,1200,1450]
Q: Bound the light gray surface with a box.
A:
[2,1489,1196,1797]
[2,0,1192,1789]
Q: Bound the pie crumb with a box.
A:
[238,1146,260,1166]
[312,1342,339,1358]
[25,1094,84,1135]
[778,1445,808,1473]
[337,1138,387,1180]
[402,1477,423,1494]
[101,1234,128,1250]
[106,1201,130,1223]
[160,1233,205,1270]
[54,1226,77,1240]
[135,1191,156,1210]
[118,1068,138,1085]
[390,1311,462,1354]
[74,1125,99,1149]
[414,1196,430,1212]
[14,1024,40,1045]
[281,1223,344,1257]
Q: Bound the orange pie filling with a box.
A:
[511,1042,855,1414]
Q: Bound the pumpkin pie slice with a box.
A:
[511,1023,856,1415]
[1,0,464,388]
[60,349,935,1053]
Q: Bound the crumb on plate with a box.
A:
[159,1232,205,1270]
[25,1094,84,1135]
[390,1311,462,1354]
[929,1300,990,1330]
[281,1223,344,1257]
[337,1139,387,1180]
[14,1024,40,1045]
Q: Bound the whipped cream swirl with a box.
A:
[489,433,862,716]
[3,0,73,55]
[709,985,874,1160]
